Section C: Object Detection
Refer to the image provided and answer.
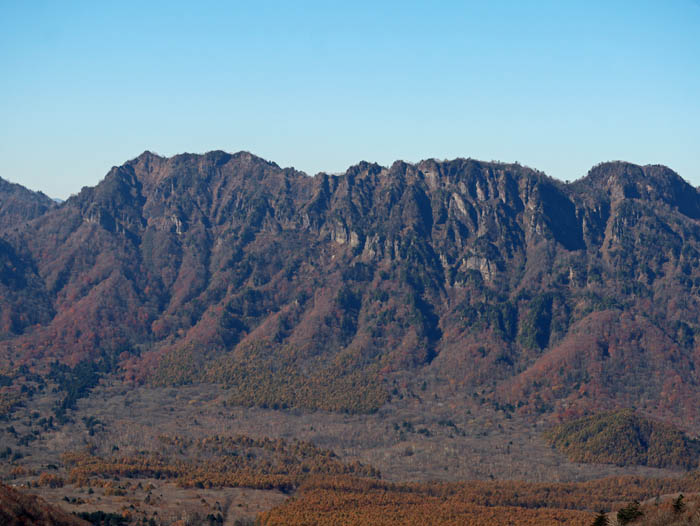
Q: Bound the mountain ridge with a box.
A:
[0,176,56,233]
[1,152,699,427]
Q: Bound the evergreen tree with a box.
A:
[617,501,643,525]
[592,510,609,526]
[672,493,685,515]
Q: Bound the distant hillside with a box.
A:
[0,176,55,232]
[1,152,700,424]
[544,410,700,469]
[0,482,89,526]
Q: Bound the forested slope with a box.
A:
[1,152,699,426]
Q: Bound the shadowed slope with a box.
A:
[0,153,699,424]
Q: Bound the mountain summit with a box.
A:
[1,153,699,424]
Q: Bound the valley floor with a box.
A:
[1,380,693,525]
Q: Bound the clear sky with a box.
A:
[1,1,699,198]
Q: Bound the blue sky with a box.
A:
[1,1,699,198]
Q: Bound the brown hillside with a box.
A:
[0,482,90,526]
[0,153,699,425]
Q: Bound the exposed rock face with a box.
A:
[1,152,699,423]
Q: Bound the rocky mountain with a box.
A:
[1,152,699,425]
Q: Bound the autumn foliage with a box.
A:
[2,154,700,426]
[544,409,700,469]
[61,434,378,491]
[258,475,700,526]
